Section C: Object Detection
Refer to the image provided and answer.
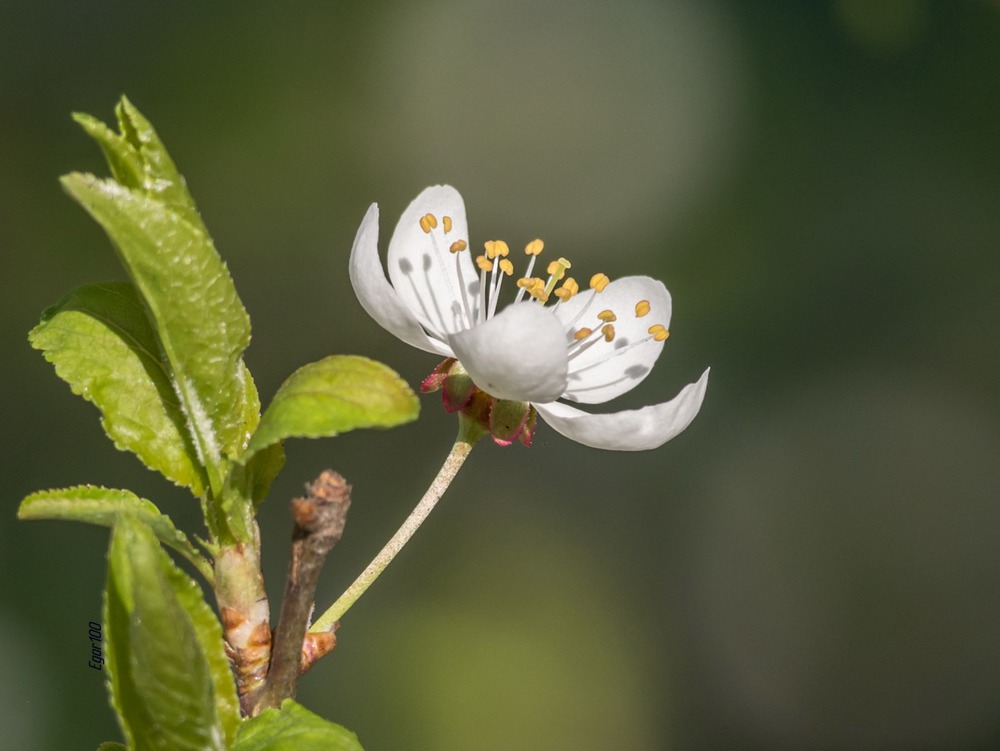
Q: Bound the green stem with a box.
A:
[309,433,477,633]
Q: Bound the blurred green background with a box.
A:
[3,1,1000,749]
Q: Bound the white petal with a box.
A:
[387,185,480,339]
[553,276,672,404]
[448,303,569,403]
[348,203,453,356]
[533,368,709,451]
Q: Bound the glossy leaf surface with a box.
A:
[105,516,238,749]
[233,699,364,751]
[29,282,206,494]
[19,485,211,580]
[244,355,418,459]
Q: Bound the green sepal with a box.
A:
[519,404,539,446]
[242,355,419,461]
[489,399,532,446]
[105,515,239,750]
[29,282,207,495]
[19,485,211,581]
[441,360,476,413]
[232,699,364,751]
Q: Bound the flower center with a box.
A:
[418,212,670,359]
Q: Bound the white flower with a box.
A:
[349,185,709,451]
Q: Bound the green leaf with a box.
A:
[238,362,265,452]
[233,444,287,508]
[29,282,206,495]
[243,355,419,460]
[61,171,252,496]
[18,485,212,581]
[105,516,239,750]
[73,96,205,235]
[233,699,364,751]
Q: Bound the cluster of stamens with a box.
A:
[418,212,670,353]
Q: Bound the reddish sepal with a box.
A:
[426,358,539,448]
[421,357,457,394]
[442,366,478,413]
[518,405,539,447]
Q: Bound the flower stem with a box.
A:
[308,433,477,634]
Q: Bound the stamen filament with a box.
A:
[514,254,539,304]
[477,257,489,324]
[454,247,475,324]
[489,259,513,320]
[488,255,501,318]
[567,328,669,375]
[430,229,472,330]
[567,330,604,360]
[423,221,471,331]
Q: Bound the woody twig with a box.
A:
[249,470,351,714]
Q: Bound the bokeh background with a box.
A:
[3,1,1000,749]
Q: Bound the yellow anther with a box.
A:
[554,277,579,301]
[518,277,547,301]
[590,273,610,292]
[419,215,432,234]
[499,258,514,276]
[597,309,617,323]
[573,327,593,340]
[443,215,453,233]
[601,324,616,342]
[449,239,468,253]
[517,276,544,289]
[476,255,493,272]
[484,240,509,259]
[525,238,545,256]
[635,300,651,317]
[648,324,670,342]
[546,260,565,277]
[529,286,549,302]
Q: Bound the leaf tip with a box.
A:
[70,110,95,127]
[59,170,94,193]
